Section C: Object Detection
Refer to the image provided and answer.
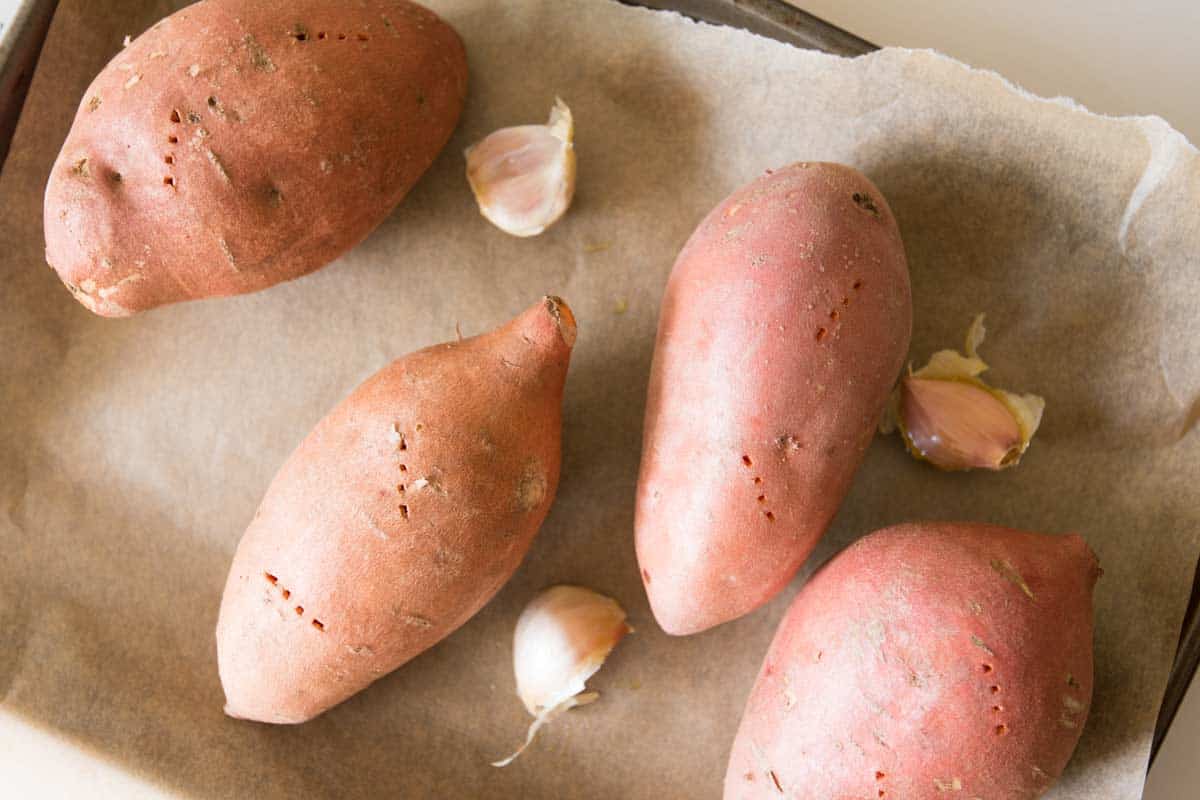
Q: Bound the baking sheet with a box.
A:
[2,1,1199,797]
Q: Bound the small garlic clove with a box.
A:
[900,377,1023,470]
[466,98,576,237]
[883,314,1045,471]
[492,585,630,767]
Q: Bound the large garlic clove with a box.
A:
[466,98,576,237]
[901,378,1023,470]
[492,585,630,767]
[882,315,1045,471]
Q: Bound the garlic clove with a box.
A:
[883,315,1045,471]
[492,584,630,767]
[900,377,1023,470]
[465,98,576,237]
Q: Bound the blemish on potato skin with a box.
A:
[206,149,232,182]
[852,191,880,217]
[242,33,276,71]
[206,95,241,122]
[970,634,994,655]
[433,548,464,572]
[932,777,963,792]
[776,434,803,454]
[768,770,783,793]
[218,237,238,270]
[97,272,145,299]
[86,95,102,112]
[516,463,548,512]
[990,559,1035,599]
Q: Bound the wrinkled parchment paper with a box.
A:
[2,1,1199,797]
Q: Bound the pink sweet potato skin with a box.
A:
[725,521,1100,800]
[216,298,575,723]
[44,0,467,316]
[635,163,912,635]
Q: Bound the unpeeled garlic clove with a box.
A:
[900,377,1023,470]
[882,315,1045,471]
[492,585,630,767]
[465,98,576,237]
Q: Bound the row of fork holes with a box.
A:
[397,427,410,518]
[981,662,1007,734]
[264,572,324,631]
[162,101,215,185]
[815,279,864,342]
[164,109,181,187]
[741,455,774,521]
[293,31,369,41]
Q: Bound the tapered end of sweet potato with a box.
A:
[543,295,577,348]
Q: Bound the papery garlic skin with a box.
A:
[883,315,1045,471]
[466,99,576,237]
[493,585,629,767]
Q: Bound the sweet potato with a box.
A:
[44,0,467,316]
[216,297,576,723]
[725,521,1100,800]
[635,163,912,635]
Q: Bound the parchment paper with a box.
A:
[2,1,1199,798]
